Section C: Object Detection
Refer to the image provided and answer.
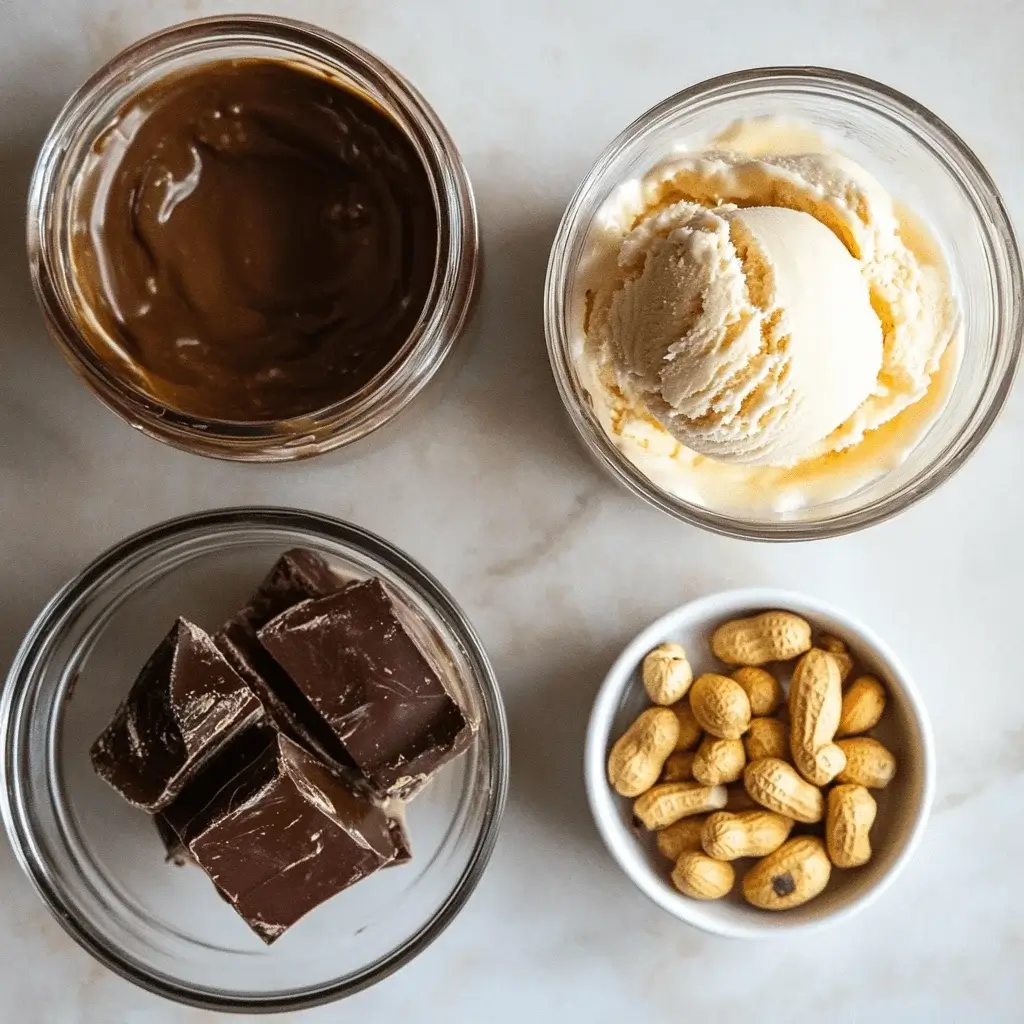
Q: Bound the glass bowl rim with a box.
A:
[0,506,509,1013]
[544,65,1024,541]
[26,14,480,462]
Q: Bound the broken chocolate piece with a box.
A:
[259,579,470,797]
[224,549,341,629]
[213,549,353,768]
[161,725,403,943]
[90,618,263,812]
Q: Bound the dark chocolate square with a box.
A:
[90,618,263,812]
[161,726,405,943]
[213,548,353,768]
[258,579,470,796]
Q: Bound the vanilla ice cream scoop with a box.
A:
[576,129,961,510]
[599,200,883,465]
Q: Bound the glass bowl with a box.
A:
[27,16,480,462]
[545,67,1023,540]
[0,508,508,1012]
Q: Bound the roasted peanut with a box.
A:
[826,784,877,868]
[689,673,751,740]
[744,758,824,823]
[672,851,735,900]
[607,707,679,797]
[669,702,703,752]
[642,643,694,705]
[788,649,846,786]
[837,676,887,737]
[633,782,728,829]
[701,810,793,861]
[836,737,897,789]
[712,611,812,666]
[731,666,784,716]
[655,816,708,860]
[692,736,746,786]
[817,634,854,683]
[742,837,832,910]
[660,750,696,783]
[744,717,790,762]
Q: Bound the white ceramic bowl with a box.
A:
[584,589,934,939]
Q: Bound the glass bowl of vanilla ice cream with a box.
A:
[545,67,1022,539]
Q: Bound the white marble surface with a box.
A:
[2,0,1023,1020]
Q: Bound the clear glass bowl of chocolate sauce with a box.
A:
[1,508,508,1011]
[544,68,1022,540]
[28,17,479,461]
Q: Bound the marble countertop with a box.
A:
[3,0,1023,1020]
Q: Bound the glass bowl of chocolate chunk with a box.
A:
[1,508,508,1012]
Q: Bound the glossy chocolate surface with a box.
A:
[214,547,354,769]
[259,578,469,796]
[74,59,438,422]
[160,726,404,943]
[90,618,263,812]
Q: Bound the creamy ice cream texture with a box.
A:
[575,121,961,513]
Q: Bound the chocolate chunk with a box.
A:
[90,618,262,812]
[161,726,403,943]
[213,549,354,769]
[224,549,341,629]
[259,579,470,797]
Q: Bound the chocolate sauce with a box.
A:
[74,58,438,421]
